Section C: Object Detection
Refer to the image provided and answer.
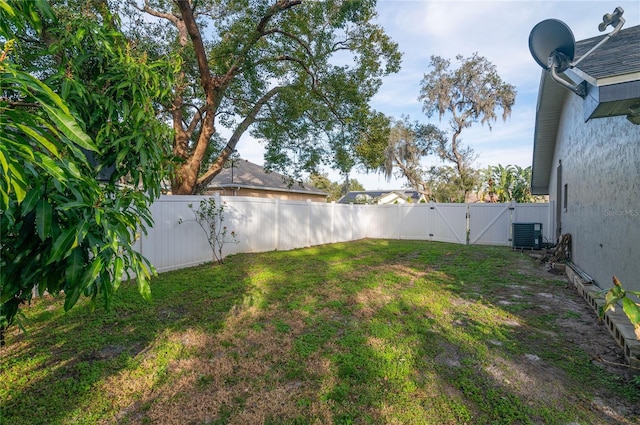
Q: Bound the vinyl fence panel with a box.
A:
[397,203,431,240]
[308,201,333,246]
[333,203,355,243]
[136,196,550,273]
[223,196,278,253]
[367,204,403,239]
[139,196,213,272]
[276,199,310,251]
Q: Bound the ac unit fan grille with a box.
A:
[512,222,542,249]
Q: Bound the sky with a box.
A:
[237,0,640,190]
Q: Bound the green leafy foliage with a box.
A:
[426,165,481,203]
[179,198,238,264]
[601,276,640,340]
[122,0,401,193]
[480,164,534,203]
[0,0,174,341]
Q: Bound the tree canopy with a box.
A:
[0,0,174,341]
[121,0,401,194]
[307,172,365,202]
[377,116,445,200]
[481,164,533,203]
[419,53,516,200]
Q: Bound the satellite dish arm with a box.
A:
[529,7,625,99]
[571,7,625,67]
[549,61,587,97]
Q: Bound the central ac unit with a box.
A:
[512,222,542,249]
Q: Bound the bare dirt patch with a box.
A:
[514,258,629,372]
[491,255,639,421]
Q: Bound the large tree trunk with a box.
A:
[165,1,297,195]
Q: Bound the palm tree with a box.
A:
[483,164,533,203]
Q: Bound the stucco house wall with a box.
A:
[548,92,640,292]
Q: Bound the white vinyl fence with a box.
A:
[136,195,551,273]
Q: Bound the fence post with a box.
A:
[306,199,312,247]
[428,202,435,241]
[275,198,280,250]
[350,203,354,241]
[331,201,335,244]
[214,193,222,240]
[396,203,401,240]
[509,201,516,245]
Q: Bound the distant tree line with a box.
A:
[307,164,536,204]
[359,53,525,203]
[306,173,365,202]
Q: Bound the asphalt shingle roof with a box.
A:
[574,24,640,79]
[209,159,326,195]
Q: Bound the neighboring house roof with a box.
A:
[531,24,640,195]
[338,190,425,204]
[208,159,327,197]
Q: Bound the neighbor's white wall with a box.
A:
[550,93,640,292]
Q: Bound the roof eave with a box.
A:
[530,71,569,195]
[211,183,328,197]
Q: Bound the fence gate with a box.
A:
[468,203,514,246]
[428,203,468,244]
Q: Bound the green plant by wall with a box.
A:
[179,198,238,264]
[600,276,640,340]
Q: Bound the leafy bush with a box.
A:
[179,197,238,264]
[0,0,174,343]
[601,276,640,340]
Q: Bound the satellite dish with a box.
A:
[528,19,575,71]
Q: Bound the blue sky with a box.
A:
[239,0,640,190]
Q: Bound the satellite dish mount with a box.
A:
[528,7,625,98]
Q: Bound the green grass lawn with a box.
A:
[1,239,638,424]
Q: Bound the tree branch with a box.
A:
[219,0,303,92]
[185,103,207,139]
[5,101,40,108]
[259,54,318,86]
[130,0,189,45]
[262,28,313,57]
[261,55,347,126]
[175,0,213,94]
[195,86,281,191]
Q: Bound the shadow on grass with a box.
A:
[1,263,249,425]
[2,240,638,424]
